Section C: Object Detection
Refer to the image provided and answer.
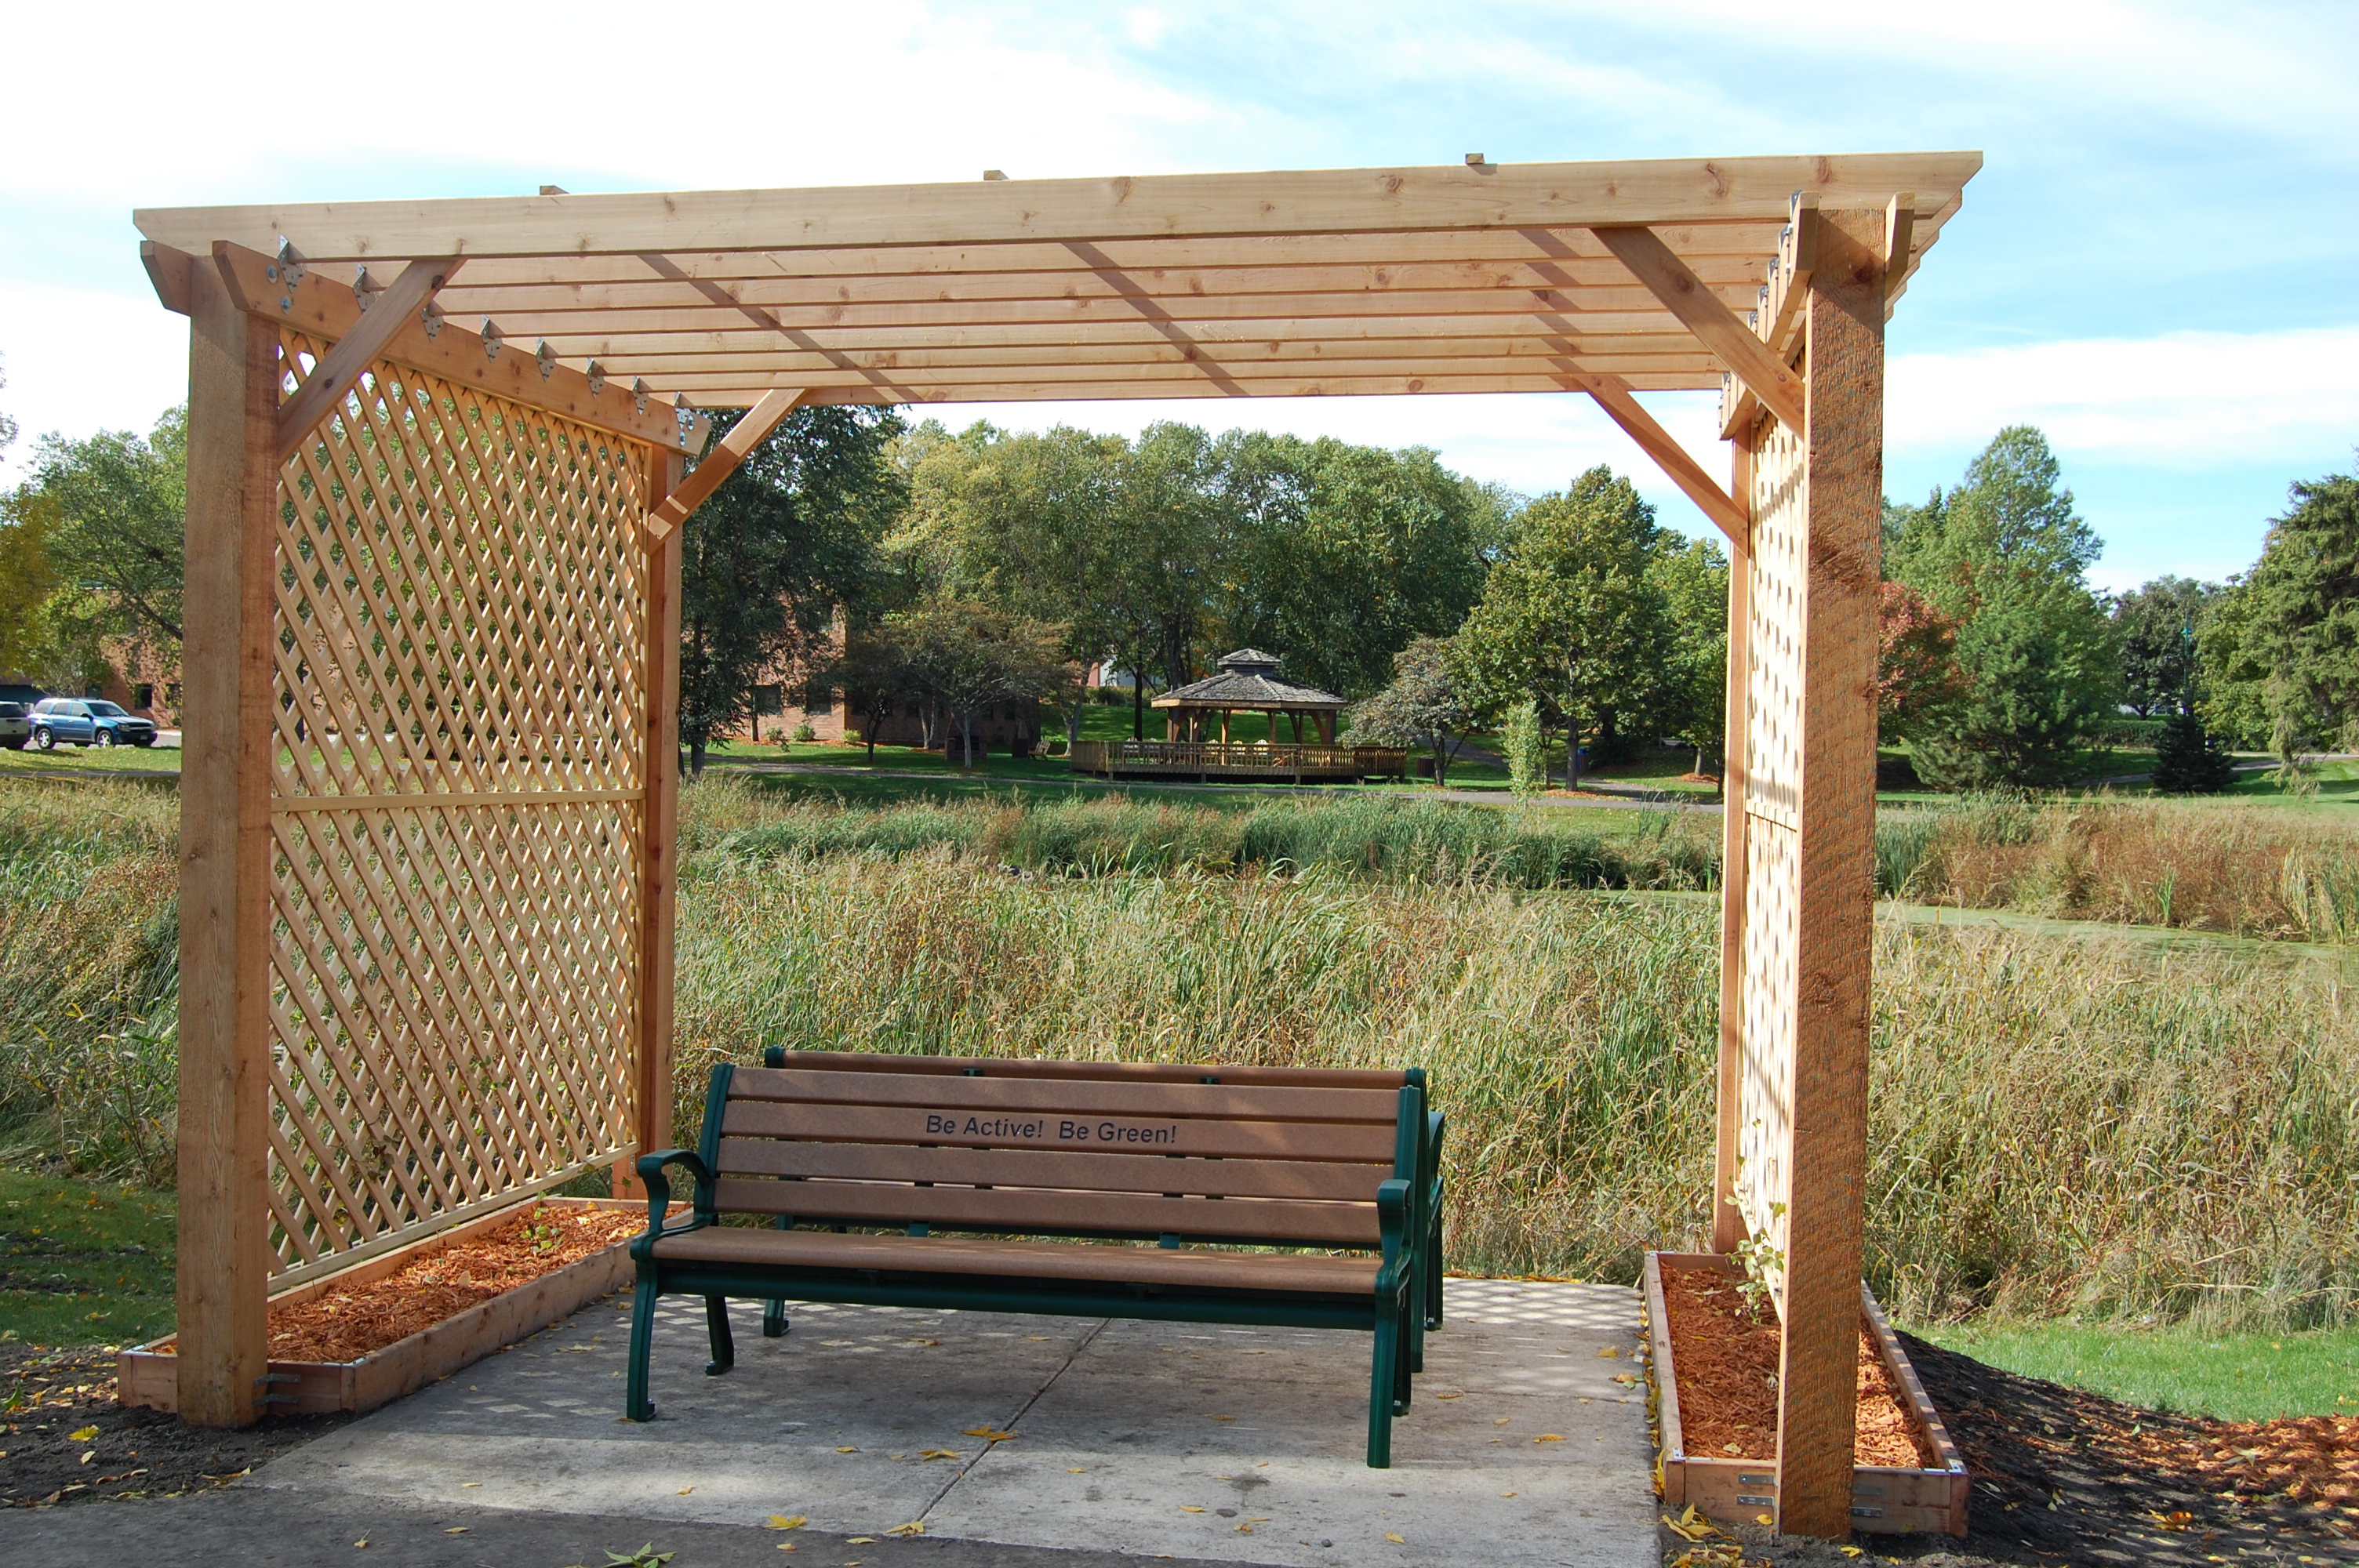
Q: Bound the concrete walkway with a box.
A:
[136,1277,1655,1567]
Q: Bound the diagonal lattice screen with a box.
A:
[266,327,653,1282]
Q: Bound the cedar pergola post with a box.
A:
[174,258,279,1427]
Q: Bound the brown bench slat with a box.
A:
[650,1226,1384,1296]
[721,1100,1399,1163]
[710,1176,1383,1244]
[729,1066,1399,1123]
[714,1138,1386,1201]
[769,1049,1412,1091]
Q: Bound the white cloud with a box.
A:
[1888,326,2359,468]
[0,281,186,477]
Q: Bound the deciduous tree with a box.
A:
[678,404,905,773]
[1885,427,2120,789]
[1343,637,1472,786]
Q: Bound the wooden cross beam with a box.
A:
[1550,364,1747,546]
[273,256,463,463]
[642,386,808,545]
[1593,224,1808,434]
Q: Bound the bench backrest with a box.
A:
[700,1055,1422,1250]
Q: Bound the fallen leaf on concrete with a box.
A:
[1494,1418,1510,1425]
[1534,1434,1564,1443]
[834,1446,858,1454]
[1067,1468,1087,1474]
[767,1515,806,1530]
[462,1482,482,1489]
[1499,1490,1518,1497]
[1597,1346,1619,1358]
[960,1428,1017,1442]
[845,1537,875,1544]
[1180,1505,1205,1512]
[677,1486,694,1494]
[918,1450,961,1461]
[445,1527,469,1535]
[885,1523,925,1537]
[1385,1531,1405,1543]
[353,1541,366,1550]
[1209,1414,1234,1421]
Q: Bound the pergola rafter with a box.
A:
[140,150,1979,1541]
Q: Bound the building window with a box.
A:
[803,681,834,715]
[136,684,155,710]
[752,684,783,717]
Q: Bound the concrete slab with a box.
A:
[254,1278,1658,1566]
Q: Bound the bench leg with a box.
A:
[1425,1210,1445,1331]
[704,1295,736,1376]
[626,1276,660,1421]
[1407,1271,1427,1375]
[1392,1299,1414,1416]
[762,1298,791,1338]
[1365,1315,1400,1468]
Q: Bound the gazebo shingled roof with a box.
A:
[141,151,1977,1541]
[1154,649,1346,711]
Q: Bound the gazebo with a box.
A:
[138,150,1979,1538]
[1070,648,1402,782]
[1157,648,1344,745]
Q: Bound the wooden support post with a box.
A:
[176,261,279,1427]
[622,451,686,1198]
[1771,207,1888,1540]
[1713,434,1753,1254]
[644,386,805,543]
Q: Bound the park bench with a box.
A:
[626,1049,1445,1466]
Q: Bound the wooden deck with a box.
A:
[1069,739,1408,782]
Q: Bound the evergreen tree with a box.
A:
[2150,700,2236,793]
[2197,470,2359,763]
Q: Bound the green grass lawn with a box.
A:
[0,1170,175,1352]
[1914,1319,2359,1422]
[0,743,182,775]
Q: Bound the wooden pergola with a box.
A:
[137,150,1978,1537]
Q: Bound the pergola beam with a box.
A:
[134,152,1980,261]
[1552,365,1747,546]
[643,386,806,544]
[1593,225,1809,432]
[271,255,463,463]
[209,242,704,453]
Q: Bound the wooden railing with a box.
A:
[1068,739,1408,778]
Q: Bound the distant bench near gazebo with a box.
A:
[1069,650,1408,783]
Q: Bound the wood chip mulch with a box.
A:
[1659,1260,1932,1468]
[259,1203,640,1364]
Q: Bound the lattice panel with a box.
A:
[266,328,653,1280]
[1744,414,1807,831]
[1736,408,1809,1305]
[1736,812,1799,1297]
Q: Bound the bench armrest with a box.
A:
[636,1149,714,1240]
[1375,1178,1412,1296]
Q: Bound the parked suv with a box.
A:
[28,698,158,750]
[0,702,27,750]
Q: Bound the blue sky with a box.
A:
[2,0,2351,590]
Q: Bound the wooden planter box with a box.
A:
[118,1196,643,1417]
[1641,1250,1969,1537]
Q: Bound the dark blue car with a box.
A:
[28,698,157,751]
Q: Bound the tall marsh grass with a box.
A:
[674,848,2359,1330]
[3,776,2355,1330]
[0,782,181,1184]
[693,781,1723,891]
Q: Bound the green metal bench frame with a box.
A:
[626,1058,1441,1467]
